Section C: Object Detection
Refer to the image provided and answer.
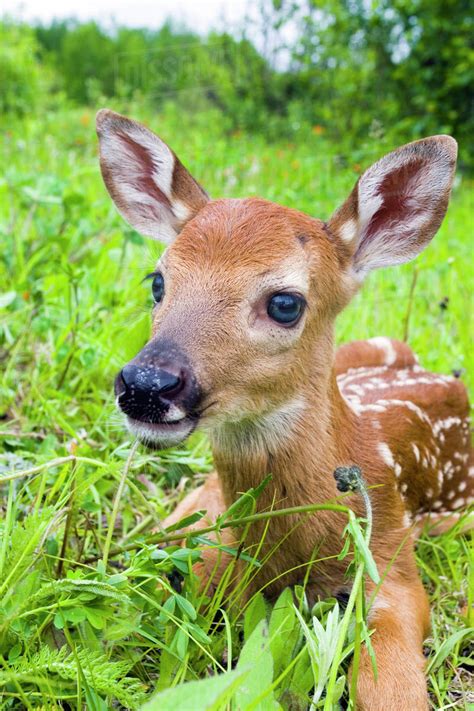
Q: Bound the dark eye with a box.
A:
[267,293,305,325]
[151,273,165,303]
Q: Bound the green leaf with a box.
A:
[192,535,261,567]
[175,594,197,621]
[159,595,176,623]
[53,612,65,630]
[347,513,380,584]
[290,646,313,697]
[8,643,22,662]
[244,592,268,641]
[165,510,207,532]
[173,628,189,659]
[235,619,278,710]
[141,669,248,711]
[170,548,202,562]
[269,588,300,677]
[63,606,87,624]
[427,627,474,673]
[219,475,273,524]
[330,675,346,704]
[85,607,106,629]
[188,622,212,645]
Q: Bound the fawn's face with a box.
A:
[96,110,456,448]
[123,199,350,446]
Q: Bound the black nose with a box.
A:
[120,364,184,399]
[115,346,201,424]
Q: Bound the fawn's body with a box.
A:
[96,110,472,710]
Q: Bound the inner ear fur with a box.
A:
[96,109,209,243]
[328,135,457,275]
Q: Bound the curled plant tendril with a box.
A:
[333,464,373,546]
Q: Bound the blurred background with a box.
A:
[2,0,473,167]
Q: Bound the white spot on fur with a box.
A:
[377,442,395,468]
[362,404,386,413]
[433,417,462,436]
[412,444,420,462]
[368,337,397,365]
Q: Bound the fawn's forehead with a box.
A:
[163,198,327,278]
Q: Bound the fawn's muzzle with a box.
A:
[115,340,202,448]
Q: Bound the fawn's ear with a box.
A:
[328,136,457,276]
[96,109,209,243]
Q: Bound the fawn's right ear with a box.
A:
[96,109,209,243]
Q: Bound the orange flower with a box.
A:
[352,163,362,173]
[312,125,324,135]
[80,113,91,126]
[22,291,30,301]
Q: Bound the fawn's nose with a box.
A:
[116,364,187,422]
[115,340,201,425]
[119,364,184,400]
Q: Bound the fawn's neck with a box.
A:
[210,335,355,509]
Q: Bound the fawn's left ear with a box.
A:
[96,109,209,243]
[328,135,457,276]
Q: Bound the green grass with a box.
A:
[0,102,472,709]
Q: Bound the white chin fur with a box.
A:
[125,417,195,448]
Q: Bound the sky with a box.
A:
[2,0,250,34]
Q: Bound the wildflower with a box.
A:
[333,465,363,493]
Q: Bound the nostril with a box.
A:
[120,364,137,389]
[157,370,184,398]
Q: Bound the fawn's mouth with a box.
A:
[125,414,199,449]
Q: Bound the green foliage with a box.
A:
[58,22,116,103]
[142,668,248,710]
[0,21,47,115]
[1,2,472,165]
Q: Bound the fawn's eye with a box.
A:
[151,273,165,303]
[267,293,305,325]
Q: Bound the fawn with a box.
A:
[96,109,473,710]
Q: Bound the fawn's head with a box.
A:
[96,110,456,448]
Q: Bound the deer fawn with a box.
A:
[96,109,472,710]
